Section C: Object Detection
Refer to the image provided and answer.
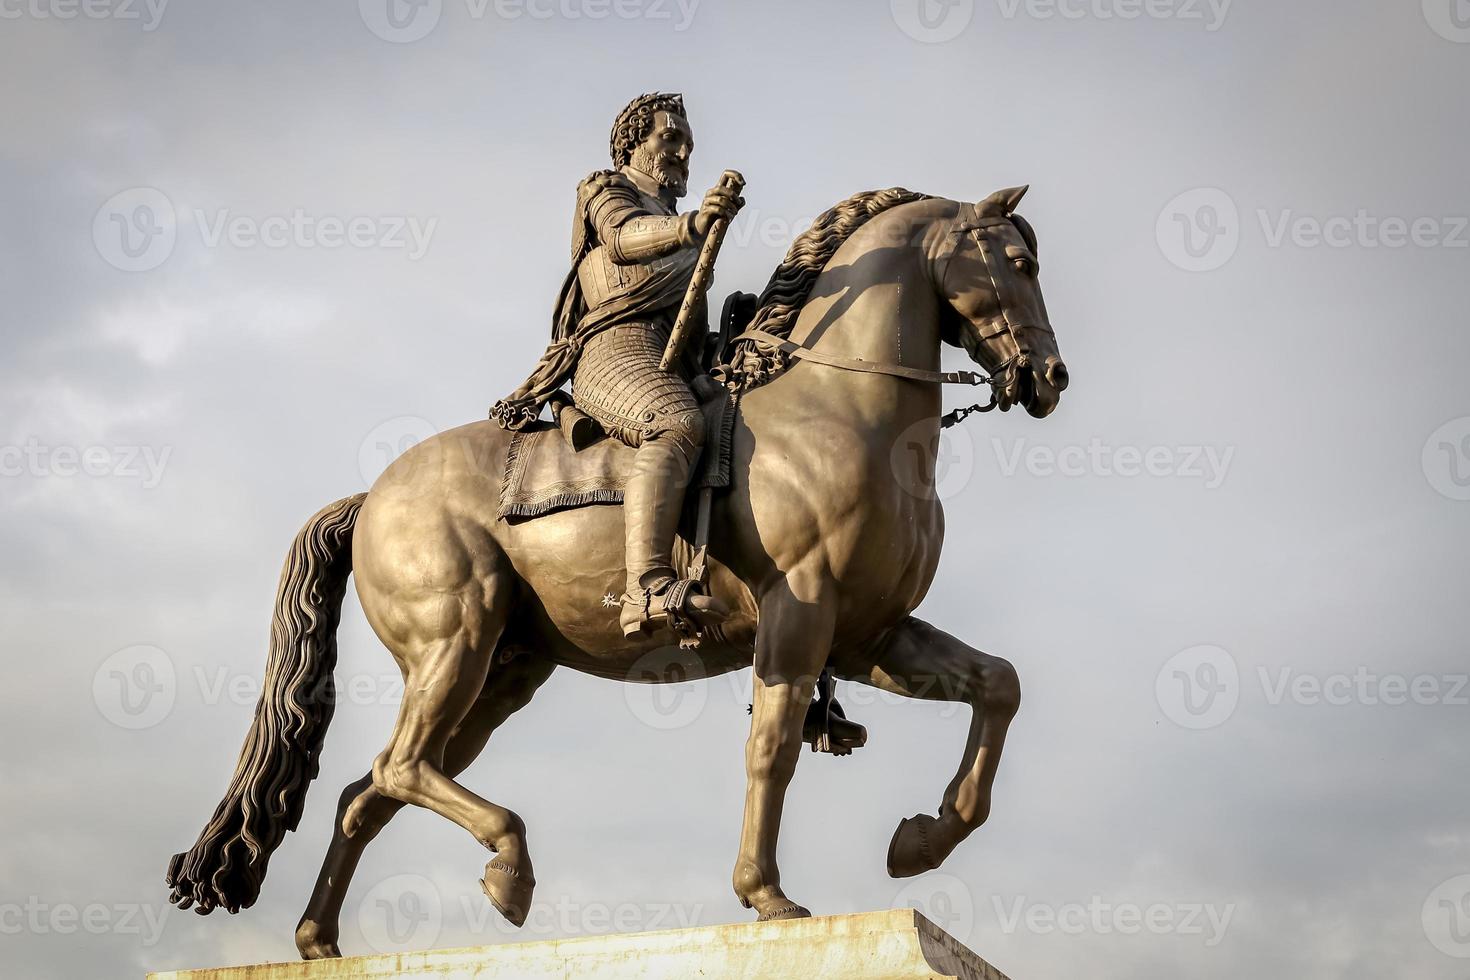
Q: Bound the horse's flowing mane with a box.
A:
[723,187,932,387]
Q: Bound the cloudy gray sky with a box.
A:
[2,0,1468,977]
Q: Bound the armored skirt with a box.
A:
[571,323,701,449]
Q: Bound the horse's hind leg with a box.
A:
[831,616,1020,878]
[333,570,547,932]
[294,652,554,959]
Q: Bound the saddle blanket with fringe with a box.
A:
[498,392,737,522]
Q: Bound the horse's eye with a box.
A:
[1013,258,1033,275]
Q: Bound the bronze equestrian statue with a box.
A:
[165,92,1070,960]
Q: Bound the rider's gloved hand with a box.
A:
[693,183,744,237]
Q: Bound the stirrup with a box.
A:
[620,578,727,640]
[803,671,868,756]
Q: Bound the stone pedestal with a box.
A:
[148,909,1010,979]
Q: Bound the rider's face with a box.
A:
[630,111,693,198]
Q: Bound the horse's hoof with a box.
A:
[756,902,811,922]
[294,921,341,960]
[481,861,535,928]
[887,813,941,878]
[297,940,341,961]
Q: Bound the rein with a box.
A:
[735,327,1001,429]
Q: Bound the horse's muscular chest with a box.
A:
[833,482,945,627]
[737,419,945,632]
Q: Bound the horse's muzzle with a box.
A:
[1022,360,1062,418]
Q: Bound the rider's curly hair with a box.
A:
[610,92,687,168]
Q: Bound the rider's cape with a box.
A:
[492,170,697,430]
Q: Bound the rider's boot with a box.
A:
[619,418,728,639]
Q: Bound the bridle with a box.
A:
[730,201,1050,429]
[937,202,1056,426]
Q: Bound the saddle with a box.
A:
[497,387,738,522]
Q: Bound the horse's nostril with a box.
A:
[1046,360,1069,391]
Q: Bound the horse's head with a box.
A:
[936,186,1068,418]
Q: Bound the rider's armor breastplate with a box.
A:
[577,244,685,319]
[575,178,687,322]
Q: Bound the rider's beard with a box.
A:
[630,143,688,198]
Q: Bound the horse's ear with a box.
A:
[979,185,1030,216]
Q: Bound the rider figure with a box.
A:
[493,92,742,639]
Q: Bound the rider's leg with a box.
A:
[624,408,701,593]
[620,408,726,636]
[569,324,727,636]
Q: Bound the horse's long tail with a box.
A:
[165,492,366,915]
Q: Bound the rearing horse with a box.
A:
[166,185,1069,959]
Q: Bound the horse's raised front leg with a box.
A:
[294,652,554,959]
[832,616,1020,877]
[733,578,834,920]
